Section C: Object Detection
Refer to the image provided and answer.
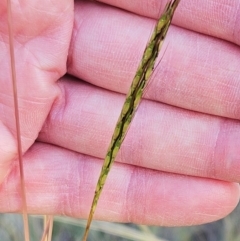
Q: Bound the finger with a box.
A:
[39,77,240,182]
[68,1,240,119]
[0,0,73,182]
[1,142,239,226]
[96,0,240,45]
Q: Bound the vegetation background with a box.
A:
[0,200,239,241]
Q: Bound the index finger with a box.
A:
[68,1,240,119]
[98,0,240,45]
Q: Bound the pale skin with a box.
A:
[0,0,240,228]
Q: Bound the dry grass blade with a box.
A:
[43,215,54,241]
[52,217,170,241]
[41,216,54,241]
[7,0,30,241]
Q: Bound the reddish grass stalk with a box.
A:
[7,1,30,240]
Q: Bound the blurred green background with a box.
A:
[0,200,240,241]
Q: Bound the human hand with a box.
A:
[0,0,240,227]
[0,0,74,181]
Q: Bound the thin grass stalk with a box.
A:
[46,215,54,241]
[43,215,54,241]
[41,215,54,241]
[7,1,30,240]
